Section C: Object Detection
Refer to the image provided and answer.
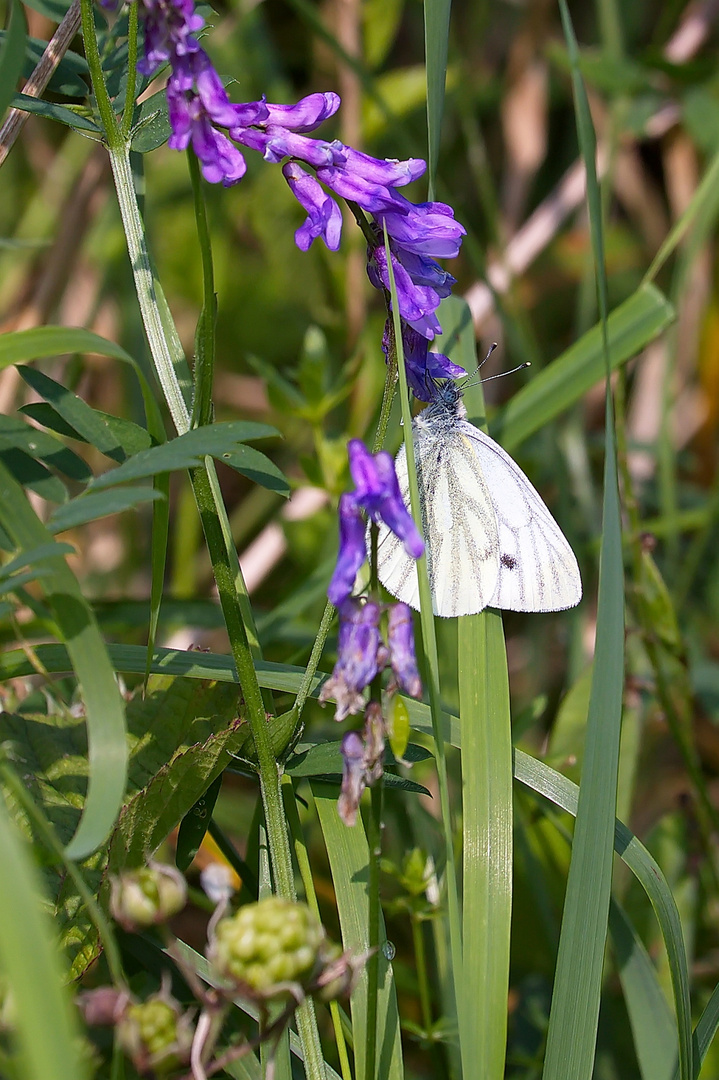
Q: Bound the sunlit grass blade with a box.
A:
[0,797,88,1080]
[0,463,128,860]
[311,781,404,1080]
[458,611,512,1080]
[424,0,452,197]
[493,282,674,455]
[542,5,626,1078]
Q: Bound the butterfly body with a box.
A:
[376,381,582,618]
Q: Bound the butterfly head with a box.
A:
[415,378,467,433]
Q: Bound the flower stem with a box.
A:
[364,781,383,1080]
[121,0,139,139]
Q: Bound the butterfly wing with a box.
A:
[376,425,501,617]
[462,424,582,612]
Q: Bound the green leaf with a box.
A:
[0,447,68,502]
[18,366,147,463]
[2,677,242,977]
[458,610,512,1080]
[22,401,154,459]
[492,283,675,454]
[20,0,72,22]
[0,464,128,863]
[0,800,88,1080]
[312,781,404,1080]
[609,901,677,1080]
[7,33,88,95]
[175,774,223,872]
[0,541,75,581]
[0,414,92,481]
[542,7,628,1079]
[0,326,138,370]
[0,0,26,123]
[10,92,100,132]
[48,487,164,533]
[87,421,284,493]
[424,0,451,196]
[130,88,171,152]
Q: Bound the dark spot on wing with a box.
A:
[501,553,517,570]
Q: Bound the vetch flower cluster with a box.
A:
[114,0,466,342]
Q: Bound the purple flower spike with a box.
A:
[319,599,385,721]
[368,243,443,339]
[387,603,422,698]
[327,493,368,606]
[262,92,341,132]
[315,166,405,214]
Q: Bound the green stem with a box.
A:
[109,146,190,434]
[382,224,464,1025]
[188,150,216,430]
[120,0,139,139]
[293,599,335,720]
[80,0,121,145]
[411,915,433,1032]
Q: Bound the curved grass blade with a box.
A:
[541,6,626,1079]
[0,796,88,1080]
[0,464,127,861]
[48,486,164,532]
[493,282,674,455]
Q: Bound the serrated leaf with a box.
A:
[2,678,243,978]
[48,487,164,533]
[88,422,282,491]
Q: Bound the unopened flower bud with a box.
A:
[208,897,325,998]
[116,994,194,1076]
[110,863,187,932]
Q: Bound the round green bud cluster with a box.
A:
[116,996,192,1075]
[110,863,187,932]
[209,897,325,995]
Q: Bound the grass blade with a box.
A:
[424,0,452,198]
[0,797,88,1080]
[542,5,626,1078]
[311,781,404,1080]
[0,463,128,860]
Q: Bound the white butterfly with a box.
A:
[375,380,582,618]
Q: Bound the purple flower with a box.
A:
[327,441,424,607]
[282,163,343,252]
[318,599,386,721]
[382,320,465,401]
[167,75,246,186]
[376,195,466,259]
[348,441,424,558]
[262,92,341,132]
[367,242,443,339]
[387,603,422,698]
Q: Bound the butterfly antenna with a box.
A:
[481,361,531,384]
[460,342,499,385]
